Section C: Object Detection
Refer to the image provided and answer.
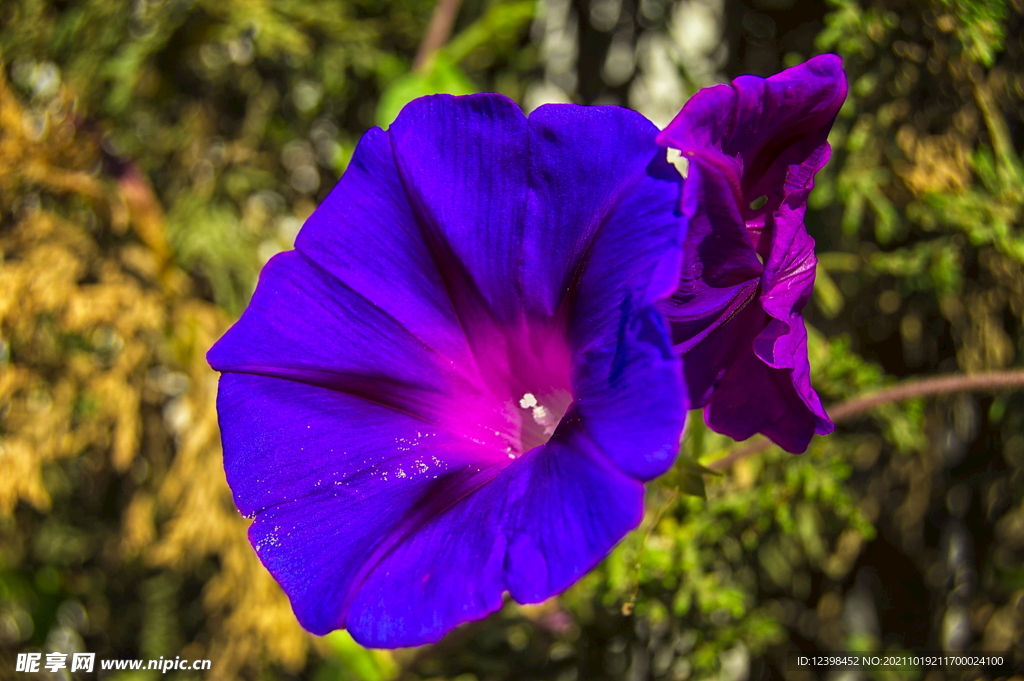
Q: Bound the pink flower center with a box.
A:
[450,316,574,461]
[514,387,573,454]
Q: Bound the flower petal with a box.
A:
[655,57,844,451]
[754,217,816,371]
[345,412,643,647]
[521,105,679,316]
[675,299,764,410]
[290,125,475,365]
[528,107,686,480]
[210,94,688,647]
[207,251,510,445]
[657,156,762,360]
[387,94,530,324]
[656,55,847,203]
[703,335,825,454]
[218,373,503,635]
[570,302,685,481]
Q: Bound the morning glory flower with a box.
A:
[655,55,847,453]
[208,94,686,647]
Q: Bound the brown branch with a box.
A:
[413,0,464,73]
[707,438,771,472]
[827,370,1024,421]
[707,369,1024,472]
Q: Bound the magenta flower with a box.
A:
[207,94,686,647]
[655,55,847,453]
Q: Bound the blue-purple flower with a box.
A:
[655,55,847,453]
[208,94,686,647]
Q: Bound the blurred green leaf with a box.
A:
[445,0,536,64]
[318,631,398,681]
[375,53,477,127]
[814,263,845,318]
[675,454,719,499]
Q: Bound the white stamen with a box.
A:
[666,148,689,178]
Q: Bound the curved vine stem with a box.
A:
[621,486,679,616]
[413,0,464,72]
[707,369,1024,472]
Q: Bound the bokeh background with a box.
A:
[1,0,1023,679]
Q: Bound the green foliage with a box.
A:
[317,632,399,681]
[936,0,1007,66]
[816,0,899,60]
[565,414,873,679]
[669,453,721,500]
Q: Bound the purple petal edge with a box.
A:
[656,56,845,452]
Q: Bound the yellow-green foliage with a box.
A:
[0,68,314,679]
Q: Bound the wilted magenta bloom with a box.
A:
[655,55,847,453]
[208,94,686,647]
